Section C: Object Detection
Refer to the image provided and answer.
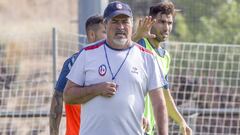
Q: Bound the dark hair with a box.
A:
[85,15,104,32]
[149,1,176,18]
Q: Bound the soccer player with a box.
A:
[133,1,192,135]
[63,1,168,135]
[49,15,106,135]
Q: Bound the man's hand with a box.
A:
[180,122,192,135]
[132,16,156,42]
[96,82,118,97]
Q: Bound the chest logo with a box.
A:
[131,67,138,74]
[98,64,107,76]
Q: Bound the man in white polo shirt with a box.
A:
[63,1,168,135]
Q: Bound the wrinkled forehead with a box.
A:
[155,13,173,20]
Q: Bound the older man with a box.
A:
[64,1,168,135]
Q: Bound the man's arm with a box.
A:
[164,90,192,135]
[49,90,63,135]
[149,88,168,135]
[63,80,117,104]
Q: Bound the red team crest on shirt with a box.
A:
[98,64,107,76]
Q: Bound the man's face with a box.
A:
[105,14,133,47]
[94,23,106,42]
[151,13,173,42]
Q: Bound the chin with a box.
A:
[162,36,168,41]
[113,39,127,47]
[162,38,167,41]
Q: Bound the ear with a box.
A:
[104,23,107,29]
[103,20,107,29]
[87,30,95,43]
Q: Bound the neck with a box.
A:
[147,38,161,49]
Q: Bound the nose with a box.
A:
[162,23,170,33]
[117,22,124,29]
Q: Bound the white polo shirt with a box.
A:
[67,40,167,135]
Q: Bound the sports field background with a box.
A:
[0,0,239,135]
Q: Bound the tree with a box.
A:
[196,0,240,44]
[173,0,240,44]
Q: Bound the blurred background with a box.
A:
[0,0,239,135]
[1,0,239,44]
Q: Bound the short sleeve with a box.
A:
[147,55,168,91]
[55,58,72,92]
[55,52,80,92]
[66,50,86,86]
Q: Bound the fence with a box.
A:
[167,42,240,134]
